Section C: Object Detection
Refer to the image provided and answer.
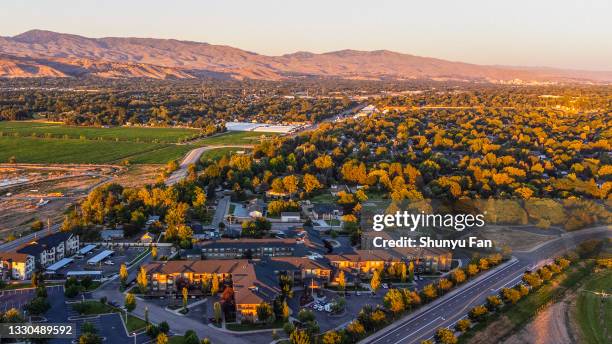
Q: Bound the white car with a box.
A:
[382,283,389,289]
[104,260,114,265]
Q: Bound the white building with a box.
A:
[17,232,79,268]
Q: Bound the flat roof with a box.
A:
[45,257,73,272]
[78,244,96,255]
[87,250,114,264]
[66,271,103,276]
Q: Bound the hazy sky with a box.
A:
[1,0,611,70]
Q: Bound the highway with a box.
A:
[362,226,611,344]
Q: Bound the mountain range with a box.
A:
[1,29,611,83]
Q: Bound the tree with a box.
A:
[370,269,381,294]
[183,330,199,344]
[257,302,274,323]
[456,319,471,332]
[383,289,405,315]
[151,246,158,259]
[282,300,290,321]
[211,274,220,295]
[346,320,366,340]
[435,327,457,344]
[467,264,479,277]
[451,268,466,284]
[422,284,437,301]
[290,329,310,344]
[137,266,148,293]
[322,330,342,344]
[486,295,503,311]
[79,332,102,344]
[182,287,189,310]
[400,262,407,282]
[501,288,521,304]
[522,272,542,288]
[303,174,322,194]
[437,278,453,293]
[469,305,488,321]
[409,261,415,281]
[125,292,136,313]
[213,302,222,323]
[119,264,128,288]
[31,219,44,231]
[156,333,168,344]
[337,270,346,293]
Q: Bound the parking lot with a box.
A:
[289,289,385,331]
[53,246,147,277]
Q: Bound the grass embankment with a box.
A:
[459,262,594,343]
[575,269,611,344]
[199,147,252,162]
[193,131,278,145]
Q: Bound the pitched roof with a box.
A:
[325,249,401,262]
[0,252,31,263]
[200,238,297,250]
[143,259,251,275]
[17,232,74,256]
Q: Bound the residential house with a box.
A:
[0,253,35,280]
[200,238,297,259]
[17,232,79,268]
[280,212,301,222]
[143,260,278,320]
[311,203,343,221]
[325,249,403,276]
[100,229,124,241]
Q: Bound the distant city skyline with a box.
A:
[1,0,611,71]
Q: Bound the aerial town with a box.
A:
[1,2,611,344]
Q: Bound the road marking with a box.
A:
[368,259,520,344]
[494,273,525,291]
[396,316,442,343]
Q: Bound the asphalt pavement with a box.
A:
[362,226,611,344]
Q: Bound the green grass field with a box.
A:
[199,147,252,162]
[193,131,279,145]
[0,121,200,143]
[576,269,611,344]
[0,136,193,164]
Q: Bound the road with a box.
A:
[362,226,611,344]
[165,145,253,186]
[0,224,61,252]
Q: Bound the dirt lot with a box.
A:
[0,163,160,241]
[109,164,160,187]
[501,293,580,344]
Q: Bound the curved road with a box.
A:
[165,144,253,186]
[362,226,611,344]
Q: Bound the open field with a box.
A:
[575,269,611,344]
[0,137,194,164]
[0,121,200,143]
[199,147,252,162]
[193,131,279,145]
